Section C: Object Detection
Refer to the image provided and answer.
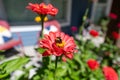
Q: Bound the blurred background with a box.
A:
[0,0,119,54]
[0,0,120,79]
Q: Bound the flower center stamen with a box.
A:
[55,37,65,48]
[43,5,47,9]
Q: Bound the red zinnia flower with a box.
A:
[39,31,77,60]
[89,29,99,37]
[102,66,118,80]
[112,32,120,40]
[87,59,99,70]
[109,13,117,20]
[47,4,58,16]
[26,2,58,16]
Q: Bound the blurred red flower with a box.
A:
[39,31,77,61]
[71,26,78,32]
[87,59,99,70]
[102,66,118,80]
[62,56,67,62]
[109,13,118,20]
[26,2,58,16]
[89,29,99,37]
[112,32,120,40]
[117,22,120,28]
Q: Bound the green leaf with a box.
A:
[56,67,67,77]
[0,56,30,79]
[0,50,5,52]
[36,48,46,54]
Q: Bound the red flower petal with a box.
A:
[52,43,63,56]
[112,32,120,40]
[26,2,58,16]
[62,56,67,62]
[89,29,99,37]
[87,59,99,70]
[102,66,118,80]
[109,13,118,20]
[117,22,120,28]
[71,26,78,32]
[42,50,51,56]
[64,53,73,59]
[48,7,58,16]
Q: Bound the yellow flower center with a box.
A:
[43,5,47,9]
[55,37,65,48]
[35,16,48,23]
[35,16,41,22]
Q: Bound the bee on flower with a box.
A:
[38,31,77,61]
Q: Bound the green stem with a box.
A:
[79,8,89,35]
[54,56,58,80]
[39,15,46,38]
[41,18,44,38]
[79,0,91,35]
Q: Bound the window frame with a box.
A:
[90,0,113,23]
